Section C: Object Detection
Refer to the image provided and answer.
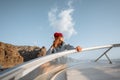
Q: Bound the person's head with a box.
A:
[53,32,64,47]
[54,32,64,42]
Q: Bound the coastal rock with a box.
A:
[0,42,23,69]
[0,42,46,69]
[17,46,46,61]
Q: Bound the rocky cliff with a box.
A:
[0,42,46,69]
[17,46,46,62]
[0,42,23,69]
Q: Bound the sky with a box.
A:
[0,0,120,59]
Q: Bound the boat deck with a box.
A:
[52,60,120,80]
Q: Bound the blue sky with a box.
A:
[0,0,120,59]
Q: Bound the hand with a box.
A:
[76,46,82,52]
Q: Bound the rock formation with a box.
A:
[0,42,23,69]
[0,42,46,69]
[17,46,46,62]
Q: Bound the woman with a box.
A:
[47,32,82,55]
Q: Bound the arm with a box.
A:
[46,47,56,55]
[64,44,75,50]
[65,44,82,52]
